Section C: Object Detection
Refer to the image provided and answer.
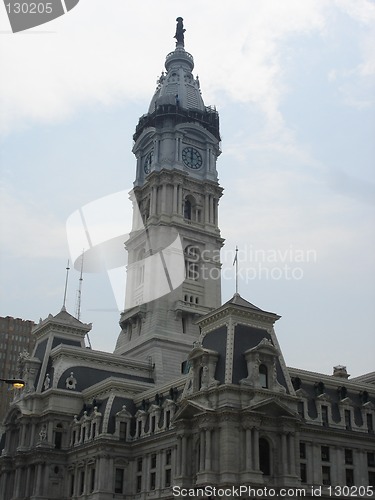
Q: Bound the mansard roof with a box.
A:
[197,293,281,328]
[223,293,263,311]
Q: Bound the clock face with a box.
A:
[144,150,153,174]
[182,147,203,169]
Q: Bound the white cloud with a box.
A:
[0,0,327,136]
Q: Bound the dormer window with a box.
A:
[259,364,268,389]
[322,405,329,426]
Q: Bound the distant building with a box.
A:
[0,19,374,500]
[0,316,34,426]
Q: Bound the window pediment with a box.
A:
[247,398,298,419]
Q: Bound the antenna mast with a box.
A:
[74,251,92,349]
[75,251,84,320]
[62,260,70,310]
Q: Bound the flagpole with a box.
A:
[233,246,239,295]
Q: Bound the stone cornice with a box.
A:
[288,366,375,392]
[81,376,154,400]
[198,310,277,338]
[50,344,151,374]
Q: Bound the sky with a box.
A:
[0,0,374,378]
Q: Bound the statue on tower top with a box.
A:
[174,17,185,46]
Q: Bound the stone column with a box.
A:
[253,428,260,471]
[281,433,288,475]
[199,430,205,471]
[14,468,22,497]
[42,462,49,496]
[245,428,252,470]
[209,196,214,224]
[176,436,182,476]
[181,435,187,476]
[312,443,320,484]
[205,428,212,471]
[334,446,344,486]
[161,183,166,213]
[25,467,31,497]
[0,473,6,499]
[173,184,178,213]
[294,431,300,477]
[35,463,43,497]
[288,434,295,476]
[84,461,89,495]
[20,422,27,448]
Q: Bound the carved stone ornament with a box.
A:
[65,372,77,390]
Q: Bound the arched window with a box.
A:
[259,438,271,475]
[259,364,268,388]
[184,199,192,220]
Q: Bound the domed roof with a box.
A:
[148,21,205,113]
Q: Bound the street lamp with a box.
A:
[0,378,25,389]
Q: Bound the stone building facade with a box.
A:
[0,18,374,500]
[0,316,35,428]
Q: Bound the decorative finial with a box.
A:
[174,17,185,47]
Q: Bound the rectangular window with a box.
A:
[322,405,329,426]
[115,468,124,494]
[137,420,142,437]
[151,453,157,469]
[345,449,353,465]
[79,471,85,495]
[368,452,375,467]
[150,471,156,490]
[70,473,75,497]
[300,463,307,483]
[345,409,352,429]
[369,471,375,488]
[322,466,331,485]
[151,415,156,433]
[137,458,143,472]
[367,413,374,433]
[165,468,172,487]
[300,442,306,459]
[136,475,142,492]
[90,468,95,492]
[119,421,127,441]
[166,449,172,465]
[345,468,354,487]
[321,446,330,462]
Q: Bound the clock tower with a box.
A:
[115,18,224,383]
